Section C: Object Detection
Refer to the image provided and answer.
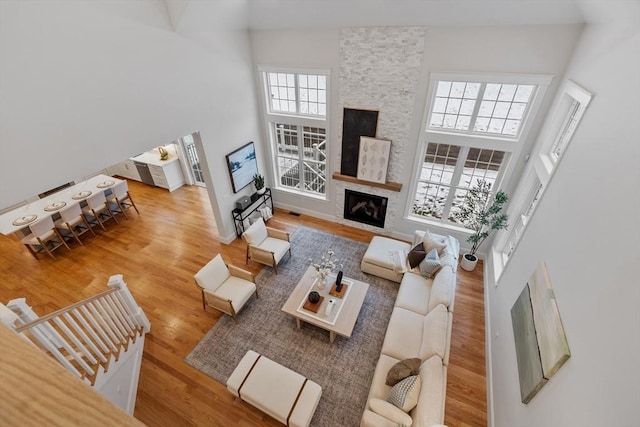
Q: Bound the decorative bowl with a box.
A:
[308,291,320,304]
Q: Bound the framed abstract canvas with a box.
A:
[357,137,391,184]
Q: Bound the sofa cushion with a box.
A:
[419,304,448,361]
[381,308,424,361]
[388,375,421,412]
[363,405,412,427]
[418,248,442,279]
[386,358,421,386]
[428,266,455,312]
[395,273,432,316]
[411,356,446,427]
[422,230,447,255]
[407,243,427,269]
[367,354,400,402]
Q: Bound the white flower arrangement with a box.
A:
[309,249,342,281]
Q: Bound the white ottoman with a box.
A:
[361,236,411,283]
[227,350,322,427]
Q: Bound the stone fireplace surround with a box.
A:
[335,27,427,233]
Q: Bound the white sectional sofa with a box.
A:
[361,231,459,427]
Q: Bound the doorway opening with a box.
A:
[179,133,206,187]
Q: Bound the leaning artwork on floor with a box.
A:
[511,262,570,403]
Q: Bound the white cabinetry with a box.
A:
[147,160,184,192]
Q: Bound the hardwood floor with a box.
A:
[0,181,487,426]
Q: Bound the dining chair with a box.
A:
[55,203,95,245]
[241,218,291,274]
[107,181,139,220]
[82,192,118,231]
[193,254,258,324]
[21,216,71,260]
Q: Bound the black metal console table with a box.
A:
[232,188,273,237]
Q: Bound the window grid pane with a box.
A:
[412,143,459,219]
[429,81,479,131]
[449,148,505,223]
[268,72,296,113]
[302,126,327,195]
[474,84,534,136]
[298,74,327,118]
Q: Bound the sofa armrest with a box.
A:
[369,398,413,426]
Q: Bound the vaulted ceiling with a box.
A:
[165,0,593,32]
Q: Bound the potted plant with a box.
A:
[253,173,265,195]
[457,179,509,271]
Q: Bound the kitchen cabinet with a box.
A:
[127,145,186,192]
[147,160,184,191]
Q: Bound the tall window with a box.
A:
[413,144,506,223]
[495,80,592,268]
[410,73,551,226]
[261,69,329,197]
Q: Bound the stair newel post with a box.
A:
[108,275,150,333]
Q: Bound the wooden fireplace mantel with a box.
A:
[332,172,403,192]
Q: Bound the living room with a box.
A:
[0,1,638,426]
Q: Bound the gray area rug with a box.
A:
[185,226,398,427]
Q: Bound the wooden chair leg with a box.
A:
[23,244,40,260]
[272,254,278,275]
[107,205,119,224]
[129,196,140,214]
[68,227,83,245]
[93,209,107,231]
[55,230,71,250]
[201,289,206,311]
[245,246,250,265]
[82,216,96,236]
[37,238,57,261]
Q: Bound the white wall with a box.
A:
[250,25,582,245]
[0,0,262,240]
[485,7,640,426]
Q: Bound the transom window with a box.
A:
[260,68,330,198]
[266,72,327,117]
[429,81,535,137]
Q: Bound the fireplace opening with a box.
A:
[344,189,388,228]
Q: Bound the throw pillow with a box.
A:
[422,229,447,255]
[386,358,422,386]
[387,375,421,412]
[407,243,427,269]
[419,248,442,279]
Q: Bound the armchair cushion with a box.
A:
[258,237,291,263]
[194,254,230,293]
[243,218,268,245]
[209,276,257,312]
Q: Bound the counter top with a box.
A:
[130,144,179,167]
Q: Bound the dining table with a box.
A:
[0,174,124,236]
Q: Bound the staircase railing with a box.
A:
[2,275,150,386]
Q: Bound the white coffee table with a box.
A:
[281,266,369,343]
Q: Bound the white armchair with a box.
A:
[241,218,291,274]
[194,254,258,323]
